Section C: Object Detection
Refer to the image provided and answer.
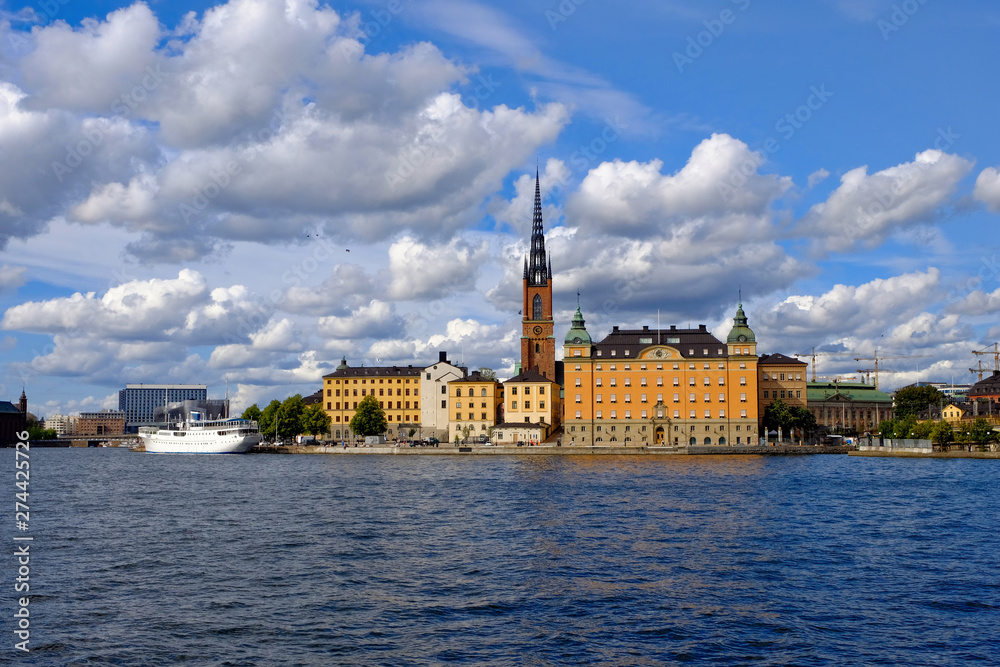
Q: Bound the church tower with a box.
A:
[18,388,26,414]
[521,169,556,380]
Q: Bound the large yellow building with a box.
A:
[323,358,424,442]
[562,304,760,446]
[448,371,503,443]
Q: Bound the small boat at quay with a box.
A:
[139,411,261,454]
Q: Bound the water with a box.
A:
[3,449,999,665]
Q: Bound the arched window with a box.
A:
[719,437,727,445]
[689,437,697,445]
[468,389,474,397]
[704,437,712,445]
[535,343,540,353]
[481,389,487,397]
[533,294,542,320]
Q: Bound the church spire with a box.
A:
[528,168,548,287]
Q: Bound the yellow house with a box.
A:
[448,371,503,444]
[942,403,966,423]
[562,303,760,446]
[494,369,561,444]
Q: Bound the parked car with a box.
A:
[426,437,440,447]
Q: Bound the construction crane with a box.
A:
[972,343,1000,372]
[970,360,989,382]
[852,349,932,390]
[857,368,894,385]
[795,347,850,382]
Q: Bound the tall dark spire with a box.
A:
[528,168,548,287]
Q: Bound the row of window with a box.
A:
[329,378,415,384]
[575,393,749,403]
[329,387,416,397]
[764,390,802,399]
[762,372,803,381]
[454,388,493,397]
[581,346,753,358]
[568,423,751,433]
[572,409,748,419]
[327,401,419,411]
[509,401,546,410]
[334,414,417,422]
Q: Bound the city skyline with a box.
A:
[1,0,999,417]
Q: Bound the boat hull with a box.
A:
[141,432,261,454]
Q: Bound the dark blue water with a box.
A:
[2,450,999,665]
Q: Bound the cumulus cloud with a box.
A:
[973,166,1000,213]
[317,300,404,339]
[386,236,491,300]
[796,150,974,254]
[0,264,26,292]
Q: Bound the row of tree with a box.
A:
[761,399,817,439]
[878,416,998,445]
[241,395,332,442]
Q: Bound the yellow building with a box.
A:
[448,371,503,444]
[758,353,808,432]
[942,403,966,423]
[562,304,760,446]
[493,369,561,444]
[323,358,423,442]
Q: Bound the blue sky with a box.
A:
[1,0,999,416]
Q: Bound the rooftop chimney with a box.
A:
[613,325,619,332]
[439,351,447,363]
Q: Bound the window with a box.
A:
[741,409,747,418]
[719,410,725,418]
[740,363,746,369]
[673,393,680,403]
[596,379,603,386]
[657,393,663,402]
[596,364,602,370]
[658,378,664,386]
[740,377,746,386]
[704,393,710,402]
[688,378,695,386]
[441,400,446,409]
[511,387,517,395]
[533,294,542,320]
[596,410,602,418]
[512,401,517,409]
[596,394,602,403]
[796,391,801,398]
[689,410,696,418]
[610,364,616,371]
[641,364,647,370]
[780,390,786,399]
[641,394,647,403]
[719,393,725,402]
[740,393,747,402]
[780,373,786,381]
[610,394,617,403]
[575,410,582,419]
[481,413,487,420]
[719,378,725,386]
[575,365,581,371]
[441,386,446,394]
[625,394,631,403]
[703,378,710,386]
[610,410,617,418]
[764,390,769,399]
[704,410,711,418]
[641,378,647,386]
[689,393,696,402]
[574,350,581,357]
[625,410,631,418]
[575,394,582,403]
[482,389,487,397]
[673,410,680,418]
[610,378,617,386]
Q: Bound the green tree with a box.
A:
[349,395,387,437]
[277,395,307,441]
[259,399,281,441]
[477,367,497,381]
[302,403,332,436]
[762,399,793,436]
[790,406,817,437]
[967,417,998,444]
[26,423,56,440]
[931,420,954,446]
[910,420,934,439]
[893,385,944,419]
[241,404,262,422]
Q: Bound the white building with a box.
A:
[44,414,77,435]
[420,351,466,440]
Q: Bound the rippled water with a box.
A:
[3,449,999,665]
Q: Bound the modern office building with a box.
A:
[118,384,208,431]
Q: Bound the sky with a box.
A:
[1,0,999,418]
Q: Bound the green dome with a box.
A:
[726,303,756,344]
[564,306,592,345]
[336,356,349,371]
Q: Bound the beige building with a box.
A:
[498,369,561,442]
[942,403,966,423]
[422,352,466,441]
[448,371,503,443]
[808,381,893,434]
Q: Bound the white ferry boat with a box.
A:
[139,411,261,454]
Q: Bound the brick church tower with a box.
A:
[520,170,556,380]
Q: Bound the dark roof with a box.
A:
[450,371,496,384]
[592,325,726,359]
[759,353,807,366]
[0,401,21,414]
[504,369,554,384]
[303,390,323,405]
[969,371,1000,397]
[324,365,423,379]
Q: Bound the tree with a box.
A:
[967,417,998,444]
[931,421,954,446]
[350,395,387,437]
[241,404,262,422]
[790,406,817,437]
[258,400,282,441]
[26,423,56,440]
[910,420,934,440]
[762,400,793,438]
[302,403,332,436]
[894,385,945,419]
[277,395,307,441]
[477,367,497,381]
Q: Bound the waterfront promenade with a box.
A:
[248,443,852,456]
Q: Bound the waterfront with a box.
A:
[3,449,999,665]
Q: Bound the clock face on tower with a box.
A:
[533,325,543,335]
[737,335,747,342]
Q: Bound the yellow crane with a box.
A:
[852,349,932,390]
[970,360,989,381]
[972,343,1000,372]
[794,347,850,382]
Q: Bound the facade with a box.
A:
[968,371,1000,405]
[942,403,967,423]
[807,381,893,433]
[0,390,27,446]
[501,369,561,440]
[519,171,557,381]
[492,422,547,446]
[758,353,808,428]
[44,414,78,435]
[447,371,503,443]
[323,359,423,442]
[77,410,126,436]
[422,352,467,440]
[562,305,760,446]
[118,384,208,431]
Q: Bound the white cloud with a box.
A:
[796,150,974,254]
[973,166,1000,213]
[317,300,403,339]
[0,264,26,292]
[386,236,491,300]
